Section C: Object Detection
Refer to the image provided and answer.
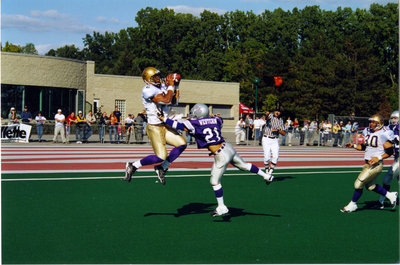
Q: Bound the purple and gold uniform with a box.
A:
[124,67,186,185]
[341,114,398,213]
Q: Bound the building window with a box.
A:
[115,99,126,120]
[170,103,186,116]
[211,104,232,119]
[76,90,85,114]
[1,84,77,119]
[93,99,100,114]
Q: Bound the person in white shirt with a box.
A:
[343,120,352,144]
[322,121,330,146]
[341,114,398,212]
[235,117,246,145]
[286,117,293,146]
[253,116,265,141]
[85,110,96,142]
[53,109,66,144]
[124,67,187,184]
[124,114,134,144]
[309,119,318,144]
[35,112,46,142]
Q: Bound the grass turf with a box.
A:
[2,168,399,264]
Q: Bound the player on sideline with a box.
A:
[159,103,273,217]
[341,114,398,213]
[262,105,286,180]
[378,110,399,209]
[123,67,187,185]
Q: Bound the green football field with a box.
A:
[2,167,399,264]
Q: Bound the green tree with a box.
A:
[261,94,279,112]
[36,4,398,116]
[45,44,82,59]
[2,41,22,53]
[82,31,116,73]
[21,43,38,55]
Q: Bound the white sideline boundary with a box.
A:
[1,169,385,182]
[1,164,389,174]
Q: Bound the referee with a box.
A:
[262,106,286,178]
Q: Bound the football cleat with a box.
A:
[123,162,136,182]
[211,205,229,217]
[386,191,398,209]
[264,174,274,185]
[340,201,358,213]
[154,165,167,185]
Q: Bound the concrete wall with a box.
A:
[1,52,86,90]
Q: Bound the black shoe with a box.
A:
[123,162,137,182]
[154,165,167,185]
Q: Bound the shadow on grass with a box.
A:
[273,176,296,182]
[357,200,398,212]
[144,202,281,222]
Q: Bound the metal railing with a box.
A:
[1,121,362,147]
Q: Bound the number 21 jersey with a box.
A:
[183,117,225,149]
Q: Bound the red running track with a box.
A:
[1,145,391,173]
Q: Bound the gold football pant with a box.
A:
[354,162,383,190]
[146,124,187,160]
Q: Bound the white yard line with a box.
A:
[1,169,367,182]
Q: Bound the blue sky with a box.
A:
[1,0,396,54]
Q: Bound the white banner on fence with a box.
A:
[1,124,32,143]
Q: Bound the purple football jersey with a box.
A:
[184,117,225,149]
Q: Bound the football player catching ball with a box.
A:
[123,67,187,185]
[341,114,398,212]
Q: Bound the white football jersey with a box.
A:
[363,127,394,160]
[142,83,170,125]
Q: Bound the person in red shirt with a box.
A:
[65,112,77,144]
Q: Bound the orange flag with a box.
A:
[274,76,283,86]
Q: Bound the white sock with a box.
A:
[258,169,269,178]
[213,184,225,207]
[133,160,142,168]
[216,197,224,207]
[349,201,357,206]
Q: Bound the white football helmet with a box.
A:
[189,103,209,118]
[390,110,399,125]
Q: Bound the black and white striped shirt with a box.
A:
[263,113,285,138]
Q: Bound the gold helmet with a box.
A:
[369,114,384,131]
[142,67,161,86]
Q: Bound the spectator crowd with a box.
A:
[5,105,364,147]
[235,113,362,147]
[5,105,148,144]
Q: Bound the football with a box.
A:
[167,73,181,85]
